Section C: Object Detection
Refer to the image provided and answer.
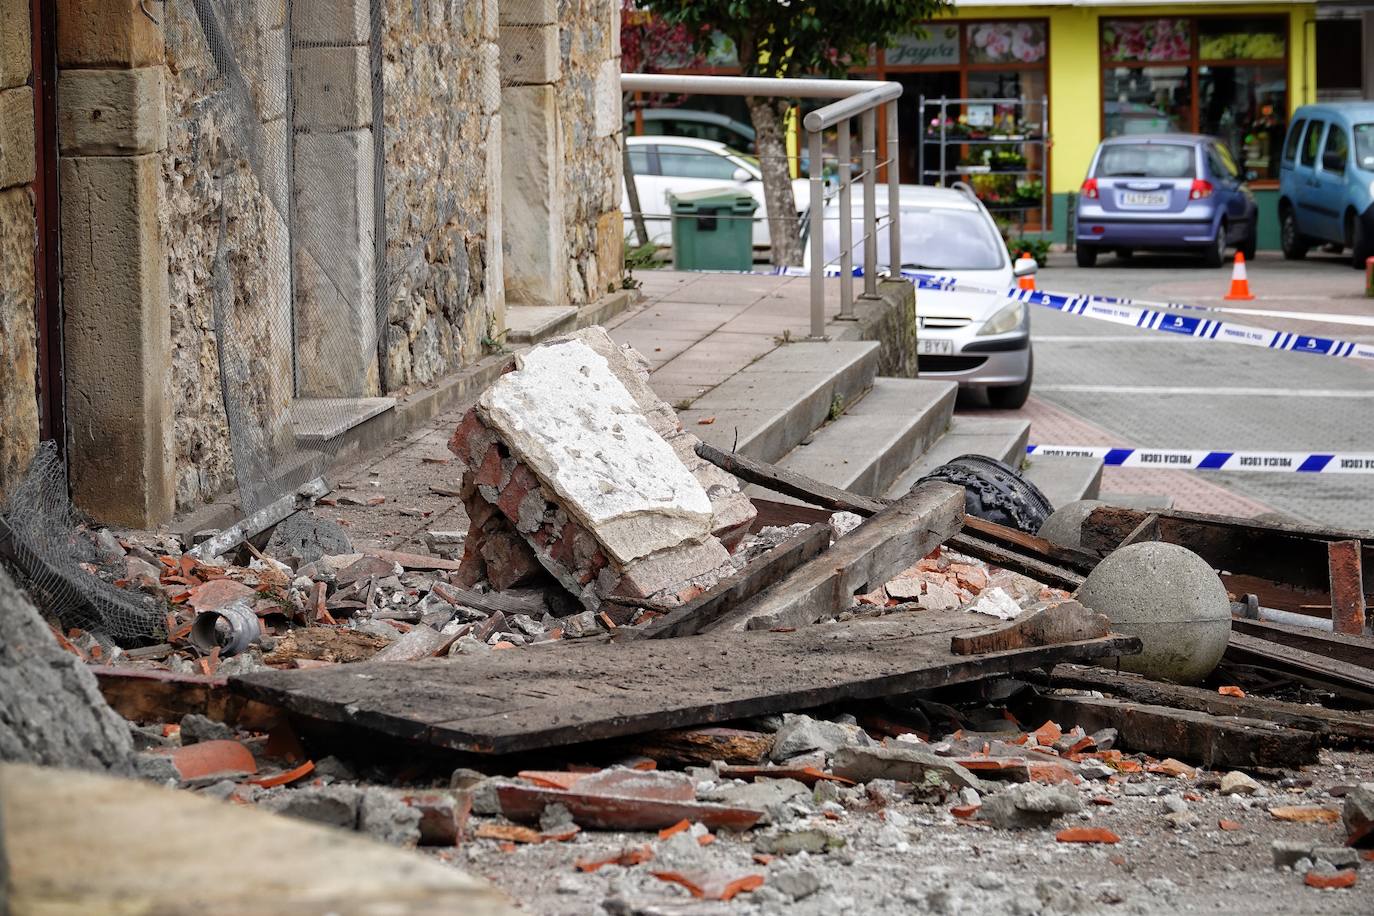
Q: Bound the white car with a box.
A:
[805,184,1035,408]
[622,135,811,249]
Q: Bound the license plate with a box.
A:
[917,339,954,356]
[1120,191,1167,207]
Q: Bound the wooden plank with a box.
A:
[1226,631,1374,701]
[1328,540,1367,635]
[748,498,831,530]
[1034,665,1374,748]
[496,784,762,832]
[1230,617,1374,671]
[961,516,1099,574]
[702,482,965,633]
[230,610,1141,756]
[951,600,1109,656]
[947,533,1085,591]
[694,442,886,516]
[1017,692,1321,769]
[628,523,831,639]
[619,727,774,765]
[1080,506,1374,595]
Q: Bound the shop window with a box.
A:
[1101,16,1288,182]
[966,21,1047,65]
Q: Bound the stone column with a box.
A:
[55,0,175,527]
[0,0,39,498]
[290,0,378,398]
[500,0,566,307]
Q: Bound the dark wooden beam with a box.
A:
[694,442,886,516]
[1328,539,1367,635]
[1230,617,1374,672]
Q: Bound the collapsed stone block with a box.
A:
[447,327,754,611]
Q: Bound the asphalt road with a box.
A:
[974,250,1374,530]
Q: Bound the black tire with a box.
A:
[1280,206,1308,260]
[1076,245,1098,268]
[987,348,1033,410]
[1202,222,1227,268]
[1349,212,1372,270]
[1239,224,1258,261]
[916,454,1054,534]
[1115,248,1133,259]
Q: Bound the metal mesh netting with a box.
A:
[2,1,518,644]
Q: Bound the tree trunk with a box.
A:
[746,96,803,267]
[620,105,651,248]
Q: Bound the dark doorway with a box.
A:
[893,72,960,184]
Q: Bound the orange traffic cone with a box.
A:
[1224,252,1254,300]
[1016,252,1036,291]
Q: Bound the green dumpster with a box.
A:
[667,187,759,271]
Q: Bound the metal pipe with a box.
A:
[809,128,825,340]
[804,83,903,131]
[886,100,901,276]
[622,73,891,99]
[838,119,853,320]
[861,109,878,299]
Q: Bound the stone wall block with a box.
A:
[59,153,174,527]
[56,0,164,68]
[593,58,620,138]
[478,42,500,116]
[252,0,287,31]
[292,129,378,398]
[0,87,35,189]
[0,0,31,90]
[499,0,557,25]
[253,27,288,123]
[484,111,504,328]
[57,67,167,157]
[293,44,372,130]
[291,0,369,46]
[499,23,560,85]
[501,84,564,306]
[0,186,38,497]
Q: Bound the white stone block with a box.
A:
[291,0,369,45]
[499,0,556,26]
[0,86,35,190]
[501,84,563,306]
[479,42,500,116]
[594,58,621,139]
[478,339,714,565]
[499,23,559,85]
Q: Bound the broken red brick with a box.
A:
[249,760,315,789]
[950,804,979,819]
[1056,827,1120,844]
[518,770,586,791]
[650,870,765,901]
[167,739,257,781]
[1092,796,1115,806]
[1029,763,1079,786]
[718,765,855,788]
[1218,685,1246,698]
[1032,721,1062,745]
[403,792,473,846]
[1271,806,1342,824]
[1218,819,1242,831]
[752,854,775,866]
[475,823,545,844]
[658,819,691,840]
[1147,758,1195,779]
[576,845,654,872]
[1304,869,1357,889]
[697,832,716,846]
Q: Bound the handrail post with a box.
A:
[808,127,826,340]
[886,100,901,277]
[837,119,854,320]
[861,107,878,299]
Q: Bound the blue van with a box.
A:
[1277,102,1374,268]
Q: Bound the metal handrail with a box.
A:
[621,73,903,339]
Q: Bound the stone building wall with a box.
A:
[0,0,39,500]
[555,0,623,305]
[379,0,502,392]
[161,0,294,512]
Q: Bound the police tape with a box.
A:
[900,270,1374,362]
[1027,444,1374,474]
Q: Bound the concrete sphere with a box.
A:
[1036,499,1105,550]
[1075,542,1230,684]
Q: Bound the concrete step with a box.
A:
[505,305,579,345]
[1024,454,1104,511]
[679,340,881,463]
[767,378,957,498]
[882,416,1031,500]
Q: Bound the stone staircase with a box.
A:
[677,339,1102,512]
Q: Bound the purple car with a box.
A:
[1075,135,1258,268]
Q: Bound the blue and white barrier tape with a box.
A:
[1028,444,1374,474]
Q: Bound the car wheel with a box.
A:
[1202,222,1227,268]
[1115,248,1133,259]
[1349,212,1372,270]
[1280,207,1308,260]
[1075,245,1097,268]
[987,349,1033,410]
[1239,225,1257,261]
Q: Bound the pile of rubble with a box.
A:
[6,325,1374,913]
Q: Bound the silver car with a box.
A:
[806,185,1035,408]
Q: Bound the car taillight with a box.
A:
[1189,179,1214,200]
[1080,178,1099,199]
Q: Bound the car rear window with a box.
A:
[1356,124,1374,170]
[1095,144,1195,179]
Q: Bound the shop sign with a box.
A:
[887,25,960,67]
